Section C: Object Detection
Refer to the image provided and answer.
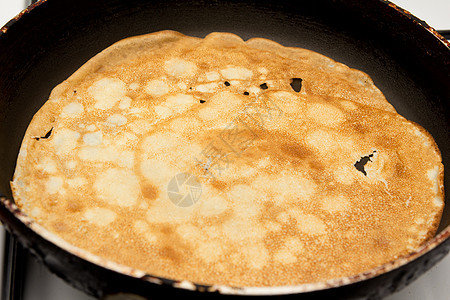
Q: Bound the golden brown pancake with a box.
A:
[11,31,444,287]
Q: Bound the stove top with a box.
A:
[1,1,449,299]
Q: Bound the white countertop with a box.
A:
[0,0,449,299]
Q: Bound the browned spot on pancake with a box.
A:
[52,221,68,232]
[159,224,175,235]
[351,122,368,135]
[66,201,82,212]
[394,161,408,178]
[280,141,312,160]
[160,246,184,264]
[198,62,210,69]
[46,194,60,207]
[373,236,391,252]
[210,179,229,191]
[141,182,159,200]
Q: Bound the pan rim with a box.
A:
[0,0,449,296]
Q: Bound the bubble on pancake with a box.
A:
[145,79,170,97]
[78,145,119,162]
[84,207,117,226]
[128,119,153,135]
[154,105,172,118]
[165,58,197,78]
[306,129,355,156]
[106,114,127,126]
[51,128,80,156]
[94,168,140,207]
[197,240,225,264]
[198,106,219,121]
[60,102,84,117]
[36,157,58,173]
[321,195,351,212]
[241,242,270,269]
[428,166,440,194]
[88,78,127,110]
[117,150,135,169]
[194,82,220,93]
[67,177,87,188]
[291,209,327,235]
[86,124,97,131]
[118,97,132,109]
[333,165,357,185]
[306,103,345,126]
[46,176,63,194]
[205,71,220,81]
[198,195,228,216]
[66,160,77,170]
[267,91,303,114]
[129,82,140,90]
[141,132,179,158]
[140,158,178,187]
[83,131,102,146]
[265,220,282,232]
[274,237,304,265]
[165,94,196,113]
[220,66,253,80]
[134,220,158,243]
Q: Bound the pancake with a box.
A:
[11,31,444,287]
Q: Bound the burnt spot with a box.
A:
[199,99,206,104]
[260,83,268,90]
[244,91,249,96]
[290,78,303,93]
[34,127,53,141]
[354,150,377,176]
[224,81,231,86]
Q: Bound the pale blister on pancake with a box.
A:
[11,31,444,287]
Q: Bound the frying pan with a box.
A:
[0,0,449,299]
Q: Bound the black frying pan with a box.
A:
[0,0,449,299]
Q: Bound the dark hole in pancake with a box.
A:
[189,87,193,90]
[244,91,249,95]
[224,81,231,86]
[199,99,206,103]
[354,150,377,176]
[290,78,303,93]
[260,83,268,90]
[73,90,77,94]
[34,127,53,141]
